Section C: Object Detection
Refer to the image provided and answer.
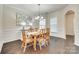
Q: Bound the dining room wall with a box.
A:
[2,5,40,43]
[0,5,3,38]
[0,5,3,52]
[47,9,66,39]
[2,5,21,43]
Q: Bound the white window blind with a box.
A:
[39,19,46,29]
[50,17,58,32]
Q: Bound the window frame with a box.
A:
[39,18,46,29]
[50,16,58,33]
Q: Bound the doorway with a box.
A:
[65,10,75,45]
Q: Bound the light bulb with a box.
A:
[41,16,43,19]
[43,19,46,20]
[29,23,32,26]
[35,16,40,19]
[20,21,26,26]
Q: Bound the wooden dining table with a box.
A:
[21,28,50,52]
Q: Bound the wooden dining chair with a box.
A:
[21,30,27,52]
[37,30,46,50]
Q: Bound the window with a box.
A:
[39,18,46,29]
[50,17,58,32]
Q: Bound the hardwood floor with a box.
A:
[1,36,79,54]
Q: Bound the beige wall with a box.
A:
[3,5,24,42]
[0,5,3,37]
[65,13,74,35]
[74,6,79,46]
[0,5,3,52]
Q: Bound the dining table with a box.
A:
[21,28,50,52]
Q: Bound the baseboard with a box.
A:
[0,42,3,53]
[74,42,79,46]
[66,35,75,36]
[3,39,21,44]
[50,36,66,40]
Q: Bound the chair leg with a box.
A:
[46,41,48,46]
[23,45,26,53]
[21,42,27,53]
[39,42,42,50]
[21,41,24,48]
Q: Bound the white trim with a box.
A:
[0,42,3,53]
[74,42,79,46]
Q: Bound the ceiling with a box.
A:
[6,4,68,16]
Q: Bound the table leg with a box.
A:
[23,43,27,53]
[34,35,36,51]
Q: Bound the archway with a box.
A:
[65,10,75,43]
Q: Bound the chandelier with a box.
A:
[35,4,44,20]
[16,4,45,28]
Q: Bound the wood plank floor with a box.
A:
[1,35,79,54]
